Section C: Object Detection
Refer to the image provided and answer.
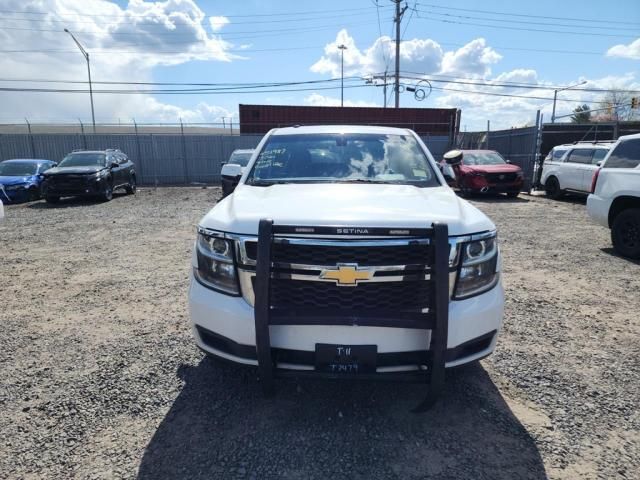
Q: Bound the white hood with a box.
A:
[200,183,495,237]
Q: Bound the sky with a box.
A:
[0,0,638,130]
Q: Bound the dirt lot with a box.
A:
[0,188,638,479]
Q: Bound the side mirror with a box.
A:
[221,163,243,178]
[596,161,603,167]
[506,159,512,164]
[443,149,463,166]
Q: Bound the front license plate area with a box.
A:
[315,344,377,374]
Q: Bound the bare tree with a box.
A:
[595,91,633,121]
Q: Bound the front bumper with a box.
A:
[44,177,108,197]
[0,186,29,203]
[189,272,504,372]
[587,193,610,228]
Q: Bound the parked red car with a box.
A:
[440,149,524,198]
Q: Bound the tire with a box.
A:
[506,191,519,198]
[28,187,39,202]
[545,176,563,200]
[45,195,59,204]
[125,176,136,195]
[611,208,640,259]
[101,182,113,202]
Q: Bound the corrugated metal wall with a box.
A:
[0,133,451,185]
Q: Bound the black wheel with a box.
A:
[45,195,59,204]
[28,187,39,202]
[611,208,640,259]
[545,176,563,200]
[125,176,136,195]
[101,182,113,202]
[506,191,519,198]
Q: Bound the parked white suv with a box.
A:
[189,125,504,410]
[542,142,613,199]
[587,133,640,259]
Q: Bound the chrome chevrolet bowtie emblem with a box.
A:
[319,263,373,286]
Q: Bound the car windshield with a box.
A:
[246,133,439,186]
[0,162,38,176]
[59,153,106,167]
[462,152,507,166]
[228,151,253,167]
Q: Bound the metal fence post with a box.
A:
[486,120,490,149]
[180,118,189,184]
[529,110,541,191]
[133,118,144,184]
[79,118,87,149]
[25,118,36,157]
[151,134,159,188]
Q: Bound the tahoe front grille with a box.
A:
[270,278,431,310]
[244,241,431,265]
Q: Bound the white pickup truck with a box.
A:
[587,133,640,259]
[189,125,504,409]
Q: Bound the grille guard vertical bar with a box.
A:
[255,219,275,396]
[413,222,449,412]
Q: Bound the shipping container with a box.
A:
[239,104,460,136]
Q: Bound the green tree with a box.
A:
[570,104,591,123]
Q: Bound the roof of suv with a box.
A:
[271,125,413,136]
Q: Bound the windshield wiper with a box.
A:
[336,178,382,184]
[247,179,292,186]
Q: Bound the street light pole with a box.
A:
[64,28,96,133]
[551,80,587,123]
[338,44,347,107]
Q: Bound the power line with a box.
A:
[411,10,638,38]
[0,19,378,37]
[0,6,392,19]
[0,10,388,27]
[0,83,373,95]
[0,77,363,87]
[397,71,640,93]
[413,7,640,32]
[415,2,640,27]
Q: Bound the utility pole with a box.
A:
[393,0,407,108]
[64,29,96,133]
[338,44,347,107]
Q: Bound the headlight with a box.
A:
[454,234,499,299]
[194,230,239,295]
[90,170,109,180]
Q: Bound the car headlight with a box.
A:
[194,230,239,295]
[454,234,499,299]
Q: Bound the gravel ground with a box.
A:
[0,187,638,479]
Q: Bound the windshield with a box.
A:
[228,151,253,167]
[462,152,507,166]
[246,133,439,186]
[0,162,38,176]
[59,153,106,168]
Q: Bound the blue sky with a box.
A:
[1,0,639,129]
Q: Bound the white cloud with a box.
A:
[304,93,378,108]
[0,0,238,123]
[310,29,443,78]
[209,16,230,32]
[441,39,501,78]
[310,31,500,80]
[606,38,640,60]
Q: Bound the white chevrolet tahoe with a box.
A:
[189,125,504,409]
[542,141,613,199]
[588,133,640,259]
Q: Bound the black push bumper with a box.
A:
[250,219,451,411]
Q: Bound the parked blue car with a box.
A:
[0,159,57,203]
